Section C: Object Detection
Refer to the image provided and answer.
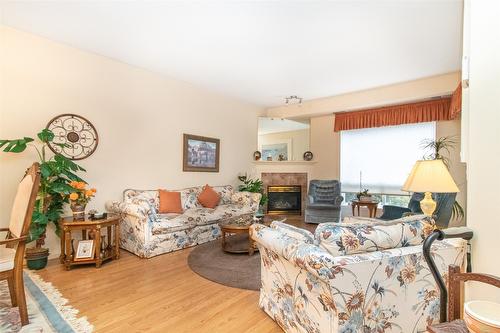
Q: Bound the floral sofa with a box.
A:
[106,185,261,258]
[250,216,467,333]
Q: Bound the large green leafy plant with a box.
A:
[421,136,465,221]
[237,174,268,206]
[0,129,86,247]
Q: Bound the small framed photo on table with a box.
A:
[75,240,95,261]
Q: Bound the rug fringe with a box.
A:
[26,271,94,333]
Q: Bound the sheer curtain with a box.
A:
[340,122,436,194]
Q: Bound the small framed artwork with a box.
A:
[183,134,220,172]
[74,240,95,261]
[260,139,292,162]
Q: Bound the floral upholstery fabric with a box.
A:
[341,214,430,226]
[230,191,261,212]
[270,220,315,244]
[106,186,261,258]
[315,216,436,257]
[250,224,466,333]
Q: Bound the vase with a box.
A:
[70,203,86,221]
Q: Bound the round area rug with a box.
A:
[188,236,261,291]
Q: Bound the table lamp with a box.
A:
[402,159,459,216]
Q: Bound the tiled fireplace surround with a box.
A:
[261,172,308,215]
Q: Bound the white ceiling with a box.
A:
[0,1,463,107]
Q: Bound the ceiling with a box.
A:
[0,1,463,107]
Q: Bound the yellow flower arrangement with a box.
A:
[68,181,96,205]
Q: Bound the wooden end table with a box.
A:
[59,214,120,270]
[351,200,379,218]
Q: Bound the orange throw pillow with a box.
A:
[197,185,220,208]
[158,190,183,214]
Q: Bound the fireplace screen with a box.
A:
[267,185,301,215]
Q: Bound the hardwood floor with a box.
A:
[36,216,316,332]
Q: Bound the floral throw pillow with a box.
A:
[315,217,436,257]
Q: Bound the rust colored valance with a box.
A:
[334,90,461,132]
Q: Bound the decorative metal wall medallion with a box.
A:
[46,114,99,160]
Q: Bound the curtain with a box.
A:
[334,85,461,132]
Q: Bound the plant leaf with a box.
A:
[37,129,55,143]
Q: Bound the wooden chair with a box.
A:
[447,264,500,321]
[428,265,500,333]
[0,163,41,326]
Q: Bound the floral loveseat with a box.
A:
[106,185,261,258]
[250,216,467,333]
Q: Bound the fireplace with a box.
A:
[267,185,301,215]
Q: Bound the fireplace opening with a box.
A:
[267,185,301,215]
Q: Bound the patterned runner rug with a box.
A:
[0,271,93,333]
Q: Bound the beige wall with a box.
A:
[267,72,461,119]
[465,0,500,301]
[310,115,340,180]
[0,26,263,257]
[258,129,310,161]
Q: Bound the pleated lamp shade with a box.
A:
[402,159,459,193]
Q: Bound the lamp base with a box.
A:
[420,191,437,217]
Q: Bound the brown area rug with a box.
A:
[187,236,261,291]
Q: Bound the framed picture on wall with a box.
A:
[183,134,220,172]
[260,139,292,161]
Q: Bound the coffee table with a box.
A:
[219,213,261,255]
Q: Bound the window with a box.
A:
[340,122,436,195]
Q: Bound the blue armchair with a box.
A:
[379,192,457,228]
[305,180,343,224]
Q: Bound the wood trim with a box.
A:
[182,134,220,172]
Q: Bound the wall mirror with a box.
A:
[257,117,310,161]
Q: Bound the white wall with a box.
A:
[0,26,263,257]
[465,0,500,301]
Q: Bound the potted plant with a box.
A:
[237,174,268,215]
[356,189,372,202]
[0,129,86,269]
[68,181,96,220]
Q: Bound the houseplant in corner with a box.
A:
[237,174,268,215]
[0,129,86,269]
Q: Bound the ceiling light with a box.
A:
[285,95,302,105]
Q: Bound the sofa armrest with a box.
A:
[334,195,344,207]
[379,205,411,220]
[106,200,151,221]
[231,191,261,212]
[251,224,340,283]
